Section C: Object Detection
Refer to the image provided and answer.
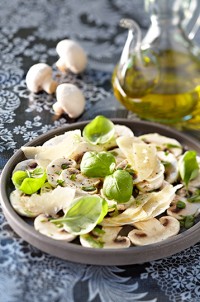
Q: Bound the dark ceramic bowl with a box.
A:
[1,119,200,265]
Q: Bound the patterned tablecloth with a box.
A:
[1,1,200,301]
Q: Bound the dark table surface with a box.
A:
[1,1,200,302]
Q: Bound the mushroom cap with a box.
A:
[128,216,180,246]
[56,83,85,118]
[34,214,76,241]
[167,197,200,219]
[56,39,87,73]
[26,63,54,93]
[80,226,131,248]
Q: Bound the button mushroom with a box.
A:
[128,216,180,246]
[26,63,57,94]
[61,168,100,194]
[53,83,85,118]
[80,226,130,249]
[34,214,76,241]
[56,39,87,74]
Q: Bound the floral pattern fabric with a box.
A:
[0,1,200,301]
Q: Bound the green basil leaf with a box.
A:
[83,115,115,145]
[80,151,116,177]
[178,151,199,187]
[52,195,108,235]
[29,167,44,177]
[19,173,47,195]
[12,170,28,188]
[103,170,133,203]
[12,168,47,195]
[188,189,200,203]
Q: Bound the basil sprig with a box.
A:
[80,151,116,177]
[51,195,108,235]
[103,170,133,203]
[178,151,199,188]
[83,115,115,145]
[12,167,46,195]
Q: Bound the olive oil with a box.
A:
[112,50,200,125]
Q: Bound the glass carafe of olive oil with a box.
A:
[112,0,200,129]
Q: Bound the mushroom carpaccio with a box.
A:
[10,116,200,248]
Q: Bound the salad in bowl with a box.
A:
[9,116,200,249]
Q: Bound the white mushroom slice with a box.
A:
[13,159,39,173]
[34,214,76,241]
[80,226,130,249]
[54,83,85,118]
[61,168,100,193]
[167,197,200,219]
[26,63,57,94]
[157,151,179,184]
[10,186,76,217]
[128,216,180,246]
[137,162,164,192]
[56,39,87,74]
[46,157,77,187]
[139,133,182,157]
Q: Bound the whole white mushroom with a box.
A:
[26,63,57,94]
[53,83,85,118]
[56,39,87,74]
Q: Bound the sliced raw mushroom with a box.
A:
[61,168,100,194]
[167,196,200,219]
[80,226,130,248]
[10,186,76,217]
[128,216,180,246]
[110,148,130,171]
[46,157,77,187]
[13,159,39,173]
[34,214,76,241]
[139,133,182,157]
[157,151,179,184]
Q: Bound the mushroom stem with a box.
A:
[53,102,64,116]
[56,58,68,73]
[43,79,58,94]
